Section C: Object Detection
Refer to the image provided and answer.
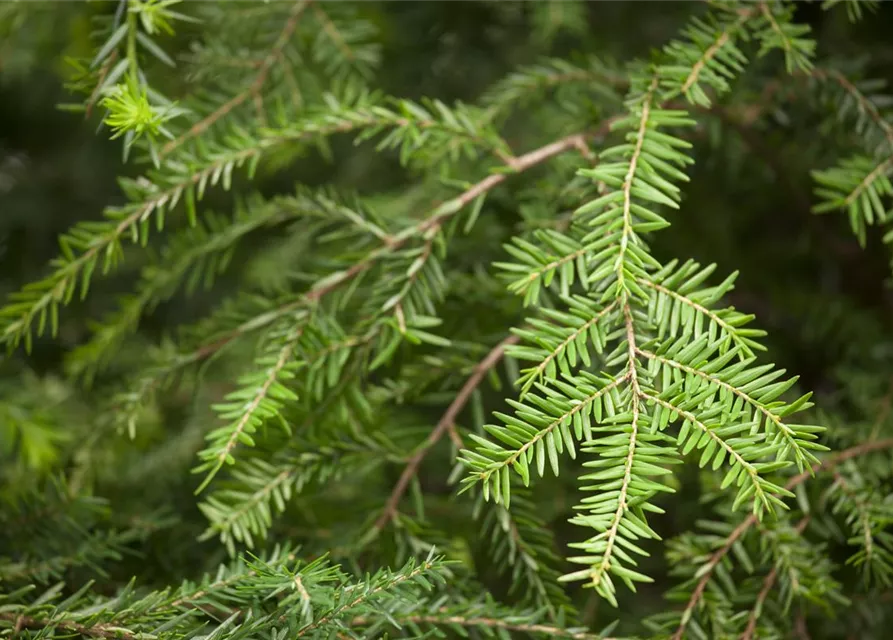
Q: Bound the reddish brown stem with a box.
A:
[671,438,893,640]
[374,334,520,530]
[739,517,810,640]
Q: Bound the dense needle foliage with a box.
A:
[3,1,893,638]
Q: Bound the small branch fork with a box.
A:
[671,438,893,640]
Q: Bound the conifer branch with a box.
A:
[123,131,594,399]
[637,348,811,467]
[752,1,815,73]
[671,438,893,640]
[584,304,642,591]
[196,323,305,492]
[481,56,627,122]
[375,334,520,530]
[160,0,310,158]
[644,394,771,509]
[830,471,874,559]
[294,557,438,636]
[811,67,893,148]
[465,374,627,500]
[616,78,659,291]
[1,98,521,349]
[679,10,753,97]
[0,612,138,640]
[311,4,354,61]
[69,200,306,379]
[480,490,573,616]
[8,3,885,637]
[519,302,617,395]
[637,277,764,357]
[356,612,608,639]
[760,2,792,58]
[845,158,893,207]
[739,517,811,640]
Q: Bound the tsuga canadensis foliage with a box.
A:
[3,1,893,639]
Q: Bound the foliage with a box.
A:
[3,1,893,639]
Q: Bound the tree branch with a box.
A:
[128,130,599,399]
[160,0,310,158]
[351,611,609,639]
[0,612,137,640]
[739,516,810,640]
[374,334,520,530]
[671,438,893,640]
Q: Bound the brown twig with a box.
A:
[0,612,137,640]
[159,0,310,158]
[739,517,810,640]
[793,611,812,640]
[671,438,893,640]
[199,132,594,360]
[109,129,600,419]
[374,334,520,530]
[350,611,609,639]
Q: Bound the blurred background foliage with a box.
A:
[3,0,893,632]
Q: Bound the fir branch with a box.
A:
[576,305,645,598]
[636,347,817,470]
[478,489,573,616]
[363,612,606,639]
[68,198,307,380]
[159,0,310,158]
[826,470,893,585]
[311,3,354,61]
[510,300,617,395]
[616,78,659,293]
[811,67,893,149]
[1,96,518,350]
[644,394,774,513]
[636,262,766,358]
[195,318,306,492]
[118,131,594,418]
[294,555,441,636]
[375,334,519,530]
[739,517,811,640]
[461,374,627,506]
[754,1,816,73]
[665,9,753,107]
[0,612,138,640]
[831,471,874,563]
[670,438,893,640]
[481,55,627,122]
[199,429,396,553]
